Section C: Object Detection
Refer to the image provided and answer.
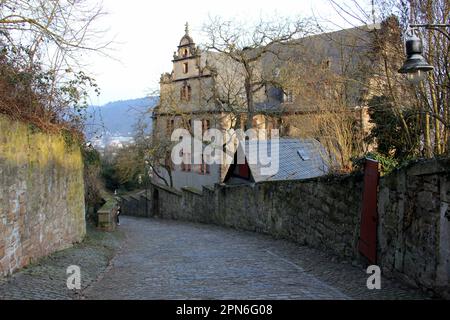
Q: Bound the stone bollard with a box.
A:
[97,199,118,232]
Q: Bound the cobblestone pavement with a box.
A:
[83,216,430,300]
[0,225,124,300]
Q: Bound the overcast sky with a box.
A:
[86,0,369,105]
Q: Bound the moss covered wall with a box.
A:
[0,115,86,276]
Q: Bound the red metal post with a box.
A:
[359,159,380,264]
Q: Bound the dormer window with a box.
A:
[183,62,189,74]
[283,90,294,103]
[297,148,310,161]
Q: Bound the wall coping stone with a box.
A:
[220,172,364,190]
[150,181,182,196]
[118,195,129,201]
[181,186,203,196]
[220,183,256,190]
[140,194,151,201]
[129,195,140,201]
[203,185,215,192]
[406,158,450,176]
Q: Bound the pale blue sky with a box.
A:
[86,0,373,105]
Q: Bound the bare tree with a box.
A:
[134,101,175,188]
[202,15,314,129]
[409,0,449,156]
[0,0,111,133]
[0,0,110,66]
[324,0,449,158]
[278,51,366,172]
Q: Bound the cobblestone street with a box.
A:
[0,216,432,300]
[0,225,123,300]
[82,217,429,300]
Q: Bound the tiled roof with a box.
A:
[240,138,330,182]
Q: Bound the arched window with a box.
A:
[182,48,189,57]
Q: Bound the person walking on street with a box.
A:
[116,205,121,226]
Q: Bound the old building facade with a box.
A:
[153,24,227,190]
[152,21,394,190]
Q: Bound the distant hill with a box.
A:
[85,96,158,139]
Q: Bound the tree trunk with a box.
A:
[426,30,442,156]
[245,75,254,130]
[424,113,432,157]
[429,82,442,155]
[445,87,449,155]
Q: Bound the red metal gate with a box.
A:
[358,159,380,264]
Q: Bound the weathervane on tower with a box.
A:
[185,22,189,35]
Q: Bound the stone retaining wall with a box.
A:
[377,160,450,295]
[0,116,86,276]
[121,159,450,296]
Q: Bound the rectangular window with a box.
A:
[183,62,188,74]
[180,145,185,171]
[181,84,191,101]
[240,117,245,129]
[167,119,174,134]
[276,118,283,135]
[266,118,273,139]
[183,152,191,172]
[202,119,210,133]
[187,85,191,100]
[182,151,192,172]
[187,162,191,172]
[199,155,210,175]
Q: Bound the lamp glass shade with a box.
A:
[398,34,434,80]
[407,70,427,84]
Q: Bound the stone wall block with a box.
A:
[0,116,85,276]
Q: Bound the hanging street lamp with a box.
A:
[398,24,450,83]
[398,23,450,155]
[398,32,433,83]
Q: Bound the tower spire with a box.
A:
[185,22,189,35]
